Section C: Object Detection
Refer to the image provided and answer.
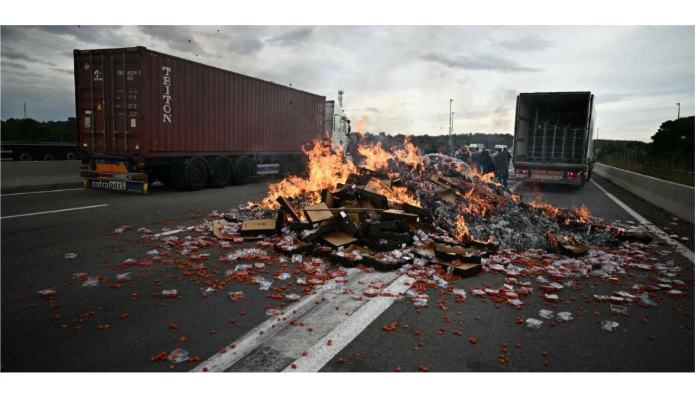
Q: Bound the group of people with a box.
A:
[454,146,511,190]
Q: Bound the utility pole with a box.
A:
[448,99,454,148]
[23,103,27,119]
[338,90,344,108]
[676,102,680,120]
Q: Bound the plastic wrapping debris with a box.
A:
[638,293,658,307]
[413,294,430,307]
[452,289,467,299]
[254,262,265,269]
[526,318,543,329]
[296,278,307,285]
[113,225,133,234]
[201,287,216,296]
[557,312,574,321]
[73,272,88,281]
[162,289,178,298]
[601,320,619,331]
[508,299,524,306]
[259,280,272,291]
[285,293,301,302]
[363,288,379,297]
[539,309,554,319]
[609,304,627,315]
[65,253,77,259]
[229,291,245,301]
[291,254,303,263]
[116,273,131,282]
[168,348,189,363]
[82,276,99,287]
[278,272,292,280]
[38,289,56,298]
[266,309,281,317]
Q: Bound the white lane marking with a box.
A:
[152,226,196,238]
[282,275,415,372]
[192,269,362,372]
[591,179,694,263]
[510,181,522,192]
[1,187,84,197]
[0,204,109,219]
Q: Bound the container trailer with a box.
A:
[512,92,596,189]
[74,46,339,193]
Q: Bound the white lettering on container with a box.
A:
[162,66,172,123]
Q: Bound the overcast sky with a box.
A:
[1,25,694,141]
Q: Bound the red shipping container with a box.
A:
[74,47,325,157]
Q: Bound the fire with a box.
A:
[455,214,471,243]
[572,204,591,223]
[258,138,355,210]
[372,179,420,207]
[357,141,391,171]
[530,201,560,215]
[356,117,367,139]
[393,137,424,174]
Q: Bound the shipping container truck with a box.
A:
[512,92,596,189]
[74,46,334,193]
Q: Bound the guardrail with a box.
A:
[595,163,694,224]
[1,160,82,193]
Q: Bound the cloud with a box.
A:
[421,52,540,73]
[365,107,381,113]
[266,27,314,47]
[138,26,208,55]
[596,93,636,105]
[51,67,73,75]
[1,45,57,66]
[497,35,555,51]
[2,61,27,70]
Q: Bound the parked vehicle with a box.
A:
[74,46,342,193]
[512,92,596,189]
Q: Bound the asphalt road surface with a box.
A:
[1,173,694,373]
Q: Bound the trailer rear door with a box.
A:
[74,48,145,155]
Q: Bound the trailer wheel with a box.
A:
[586,166,592,181]
[18,150,33,161]
[63,150,78,161]
[40,149,57,161]
[232,157,253,185]
[184,158,208,191]
[209,157,233,188]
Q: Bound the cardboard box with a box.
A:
[401,203,433,221]
[450,262,483,278]
[337,210,359,235]
[410,242,437,260]
[438,189,458,205]
[435,243,483,263]
[304,203,335,223]
[301,219,337,243]
[275,239,315,256]
[212,220,237,239]
[320,231,358,248]
[361,253,404,272]
[380,209,420,223]
[328,245,375,268]
[360,237,405,252]
[277,197,301,222]
[240,219,278,236]
[559,242,589,257]
[312,246,334,258]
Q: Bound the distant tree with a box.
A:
[650,116,694,162]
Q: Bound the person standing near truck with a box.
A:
[494,148,509,189]
[481,149,494,175]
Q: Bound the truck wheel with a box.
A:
[232,157,253,185]
[63,150,78,161]
[209,157,233,188]
[18,150,33,161]
[586,167,592,181]
[40,149,57,161]
[184,158,208,191]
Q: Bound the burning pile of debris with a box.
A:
[211,136,651,276]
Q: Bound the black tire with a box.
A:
[232,157,253,185]
[18,150,33,161]
[209,157,233,188]
[586,167,592,181]
[63,150,78,161]
[184,158,208,191]
[40,149,57,161]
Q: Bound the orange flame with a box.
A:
[393,137,424,174]
[356,117,367,139]
[357,141,391,171]
[455,214,471,243]
[258,138,355,210]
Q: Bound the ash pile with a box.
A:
[213,139,652,276]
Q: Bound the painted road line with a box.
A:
[1,187,84,197]
[1,204,109,220]
[591,179,694,263]
[510,181,522,192]
[192,269,363,372]
[152,226,197,238]
[282,274,416,372]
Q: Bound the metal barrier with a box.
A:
[595,163,694,224]
[1,161,82,193]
